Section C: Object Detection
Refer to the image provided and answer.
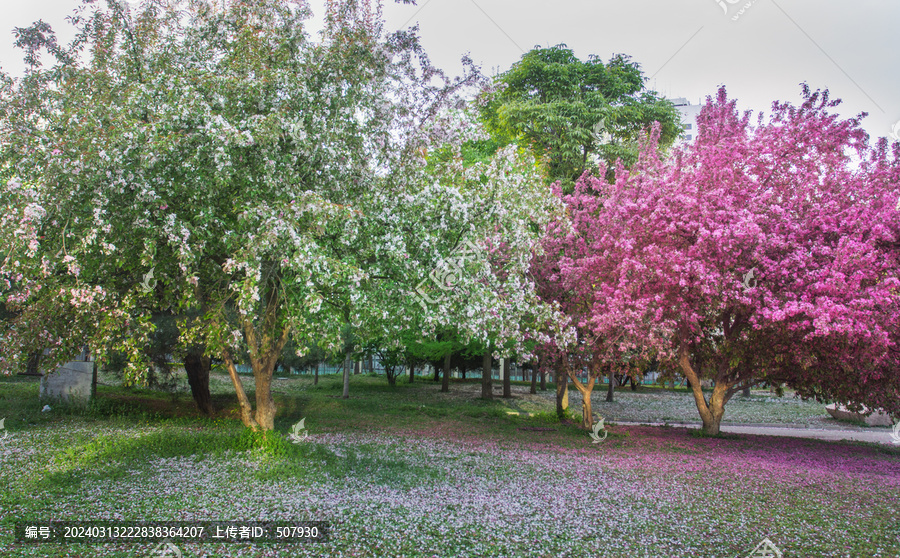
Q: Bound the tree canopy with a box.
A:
[478,44,682,187]
[0,0,564,430]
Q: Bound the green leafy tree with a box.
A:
[479,44,681,187]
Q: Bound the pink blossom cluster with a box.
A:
[536,85,900,416]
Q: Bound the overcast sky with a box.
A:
[2,0,897,139]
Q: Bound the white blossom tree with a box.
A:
[0,0,565,430]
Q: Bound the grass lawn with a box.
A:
[1,371,898,557]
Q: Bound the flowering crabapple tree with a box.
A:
[0,0,564,430]
[348,106,570,397]
[545,86,900,435]
[532,184,647,428]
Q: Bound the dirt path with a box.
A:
[436,381,898,445]
[610,420,898,445]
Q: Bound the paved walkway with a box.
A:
[612,420,899,446]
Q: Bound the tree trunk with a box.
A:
[441,351,451,393]
[555,367,568,418]
[409,364,414,383]
[433,363,440,382]
[606,369,615,402]
[502,359,511,398]
[222,349,259,430]
[742,386,751,397]
[678,346,729,435]
[314,361,319,385]
[342,354,350,399]
[572,377,596,429]
[481,350,492,399]
[184,351,214,415]
[461,365,467,380]
[243,314,290,431]
[540,368,547,391]
[24,350,41,375]
[253,360,277,431]
[530,364,538,395]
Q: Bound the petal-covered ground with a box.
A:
[2,418,898,558]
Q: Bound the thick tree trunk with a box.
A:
[530,364,538,394]
[184,351,214,415]
[433,363,440,382]
[461,365,466,380]
[502,359,511,398]
[441,351,451,393]
[253,361,277,431]
[409,364,414,383]
[567,362,597,429]
[555,367,568,418]
[481,350,493,399]
[222,349,259,430]
[575,381,595,429]
[244,327,290,431]
[678,347,729,435]
[582,389,593,428]
[540,369,547,391]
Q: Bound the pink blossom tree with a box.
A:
[532,174,645,428]
[541,86,900,435]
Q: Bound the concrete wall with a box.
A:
[40,361,94,405]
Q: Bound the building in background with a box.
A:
[670,97,702,143]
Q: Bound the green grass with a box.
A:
[0,372,897,558]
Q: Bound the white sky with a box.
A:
[1,0,898,139]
